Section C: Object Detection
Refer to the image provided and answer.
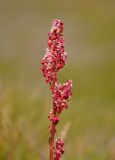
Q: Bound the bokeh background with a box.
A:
[0,0,115,159]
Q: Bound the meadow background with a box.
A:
[0,0,115,159]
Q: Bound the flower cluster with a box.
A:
[54,139,64,160]
[48,115,59,126]
[41,19,72,160]
[53,80,72,114]
[48,80,72,134]
[41,19,67,83]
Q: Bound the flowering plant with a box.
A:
[41,19,72,160]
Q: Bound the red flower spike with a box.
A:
[41,19,73,160]
[41,19,67,83]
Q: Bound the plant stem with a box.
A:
[49,81,56,160]
[49,123,55,160]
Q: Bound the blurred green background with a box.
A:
[0,0,115,159]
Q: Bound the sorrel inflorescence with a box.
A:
[41,19,72,160]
